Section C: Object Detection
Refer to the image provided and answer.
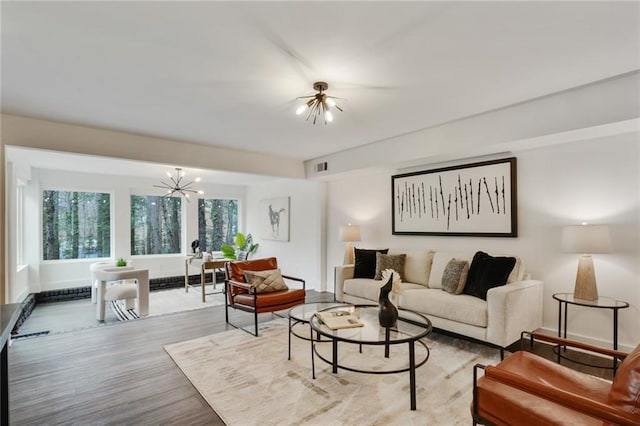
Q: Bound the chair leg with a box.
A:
[254,310,259,337]
[224,294,229,324]
[500,347,505,360]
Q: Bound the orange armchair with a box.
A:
[472,332,640,425]
[224,257,306,336]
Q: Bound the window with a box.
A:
[16,184,24,266]
[198,198,238,252]
[131,195,182,255]
[42,190,111,260]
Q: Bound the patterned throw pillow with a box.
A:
[374,253,406,281]
[243,269,288,293]
[441,259,470,294]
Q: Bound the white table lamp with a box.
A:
[339,224,361,265]
[562,223,612,301]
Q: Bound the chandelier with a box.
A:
[153,168,203,201]
[296,81,343,125]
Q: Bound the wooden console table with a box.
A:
[184,258,227,302]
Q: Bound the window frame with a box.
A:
[129,193,185,257]
[196,196,240,253]
[40,186,114,263]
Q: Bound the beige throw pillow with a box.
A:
[243,269,288,293]
[441,259,470,295]
[374,253,406,281]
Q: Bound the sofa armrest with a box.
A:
[486,280,544,347]
[481,364,639,425]
[334,264,354,301]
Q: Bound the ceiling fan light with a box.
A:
[297,81,343,124]
[166,171,172,178]
[325,110,334,122]
[197,190,204,195]
[195,177,201,182]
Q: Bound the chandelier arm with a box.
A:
[153,183,173,189]
[305,101,317,121]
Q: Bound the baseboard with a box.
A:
[538,326,634,353]
[35,271,226,304]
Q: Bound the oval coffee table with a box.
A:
[309,304,432,410]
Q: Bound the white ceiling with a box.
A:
[2,1,639,179]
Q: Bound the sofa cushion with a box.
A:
[388,249,434,286]
[343,278,385,301]
[374,253,406,281]
[401,288,488,328]
[429,252,471,289]
[441,259,469,294]
[608,344,640,415]
[464,251,516,300]
[507,256,525,283]
[244,269,288,293]
[353,248,389,279]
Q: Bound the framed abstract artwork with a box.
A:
[392,157,517,237]
[259,197,290,241]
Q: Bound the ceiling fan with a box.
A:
[295,81,344,125]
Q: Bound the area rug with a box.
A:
[111,287,226,322]
[164,319,501,425]
[16,288,228,336]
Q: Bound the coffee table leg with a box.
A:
[409,341,416,410]
[385,328,391,358]
[288,317,292,361]
[332,339,338,374]
[310,325,316,380]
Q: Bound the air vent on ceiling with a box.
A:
[315,162,328,173]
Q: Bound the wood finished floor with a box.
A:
[9,290,334,425]
[9,290,616,425]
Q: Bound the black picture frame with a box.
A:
[392,157,517,237]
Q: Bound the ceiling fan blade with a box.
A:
[329,82,403,91]
[253,20,316,82]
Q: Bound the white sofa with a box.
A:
[334,249,543,356]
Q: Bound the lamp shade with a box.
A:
[562,224,612,254]
[339,225,361,242]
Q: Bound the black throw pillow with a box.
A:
[353,248,389,279]
[463,251,516,300]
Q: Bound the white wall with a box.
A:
[326,134,639,350]
[246,179,326,291]
[18,167,246,294]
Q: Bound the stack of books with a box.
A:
[316,310,364,330]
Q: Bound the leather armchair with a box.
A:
[225,257,305,336]
[472,332,640,425]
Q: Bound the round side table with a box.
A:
[553,293,629,372]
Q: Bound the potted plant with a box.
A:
[116,258,127,267]
[221,232,259,260]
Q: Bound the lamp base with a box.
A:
[573,255,598,301]
[343,242,354,265]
